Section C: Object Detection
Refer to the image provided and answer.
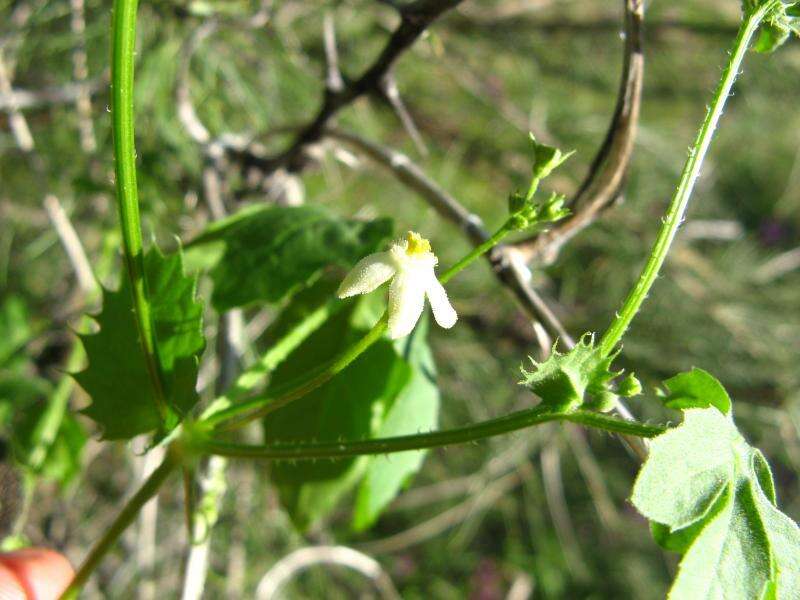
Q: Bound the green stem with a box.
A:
[204,297,345,417]
[205,313,389,430]
[182,465,195,539]
[440,224,511,284]
[193,407,665,460]
[60,450,179,599]
[598,5,773,357]
[111,0,168,418]
[27,345,84,470]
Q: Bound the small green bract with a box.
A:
[520,335,639,412]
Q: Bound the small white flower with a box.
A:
[337,231,458,339]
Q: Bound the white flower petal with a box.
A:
[425,270,457,329]
[387,270,426,339]
[337,251,396,298]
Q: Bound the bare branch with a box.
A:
[181,167,245,600]
[180,456,228,600]
[242,0,463,174]
[754,247,800,283]
[0,50,34,151]
[136,445,166,600]
[540,444,590,581]
[322,11,344,94]
[43,194,97,296]
[70,0,96,152]
[0,0,50,152]
[0,78,105,111]
[379,72,428,155]
[565,427,622,532]
[506,572,535,600]
[176,23,217,147]
[175,3,274,152]
[513,0,644,264]
[391,437,538,511]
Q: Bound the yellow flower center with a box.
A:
[405,231,431,256]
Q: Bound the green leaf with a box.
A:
[753,22,790,52]
[144,247,206,416]
[263,294,439,531]
[353,317,439,531]
[662,368,731,414]
[2,389,85,491]
[224,280,345,402]
[749,1,800,53]
[632,409,735,530]
[529,134,573,182]
[0,297,35,365]
[75,246,205,440]
[201,279,346,421]
[15,412,86,487]
[668,480,773,600]
[263,293,407,529]
[520,334,635,412]
[650,486,731,553]
[0,299,86,488]
[632,406,800,599]
[752,448,777,505]
[187,204,392,310]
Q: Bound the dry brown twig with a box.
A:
[511,0,644,265]
[0,78,105,111]
[0,50,34,151]
[43,195,97,296]
[255,545,401,600]
[0,0,44,152]
[232,0,464,174]
[69,0,96,152]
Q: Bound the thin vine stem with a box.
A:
[192,406,665,461]
[59,450,180,599]
[111,0,168,417]
[206,313,390,430]
[439,223,511,284]
[598,3,776,357]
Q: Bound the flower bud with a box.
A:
[530,134,574,182]
[618,373,643,397]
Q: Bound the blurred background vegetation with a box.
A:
[1,0,799,598]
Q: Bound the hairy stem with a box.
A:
[193,407,665,461]
[111,0,168,417]
[598,4,774,357]
[60,450,179,599]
